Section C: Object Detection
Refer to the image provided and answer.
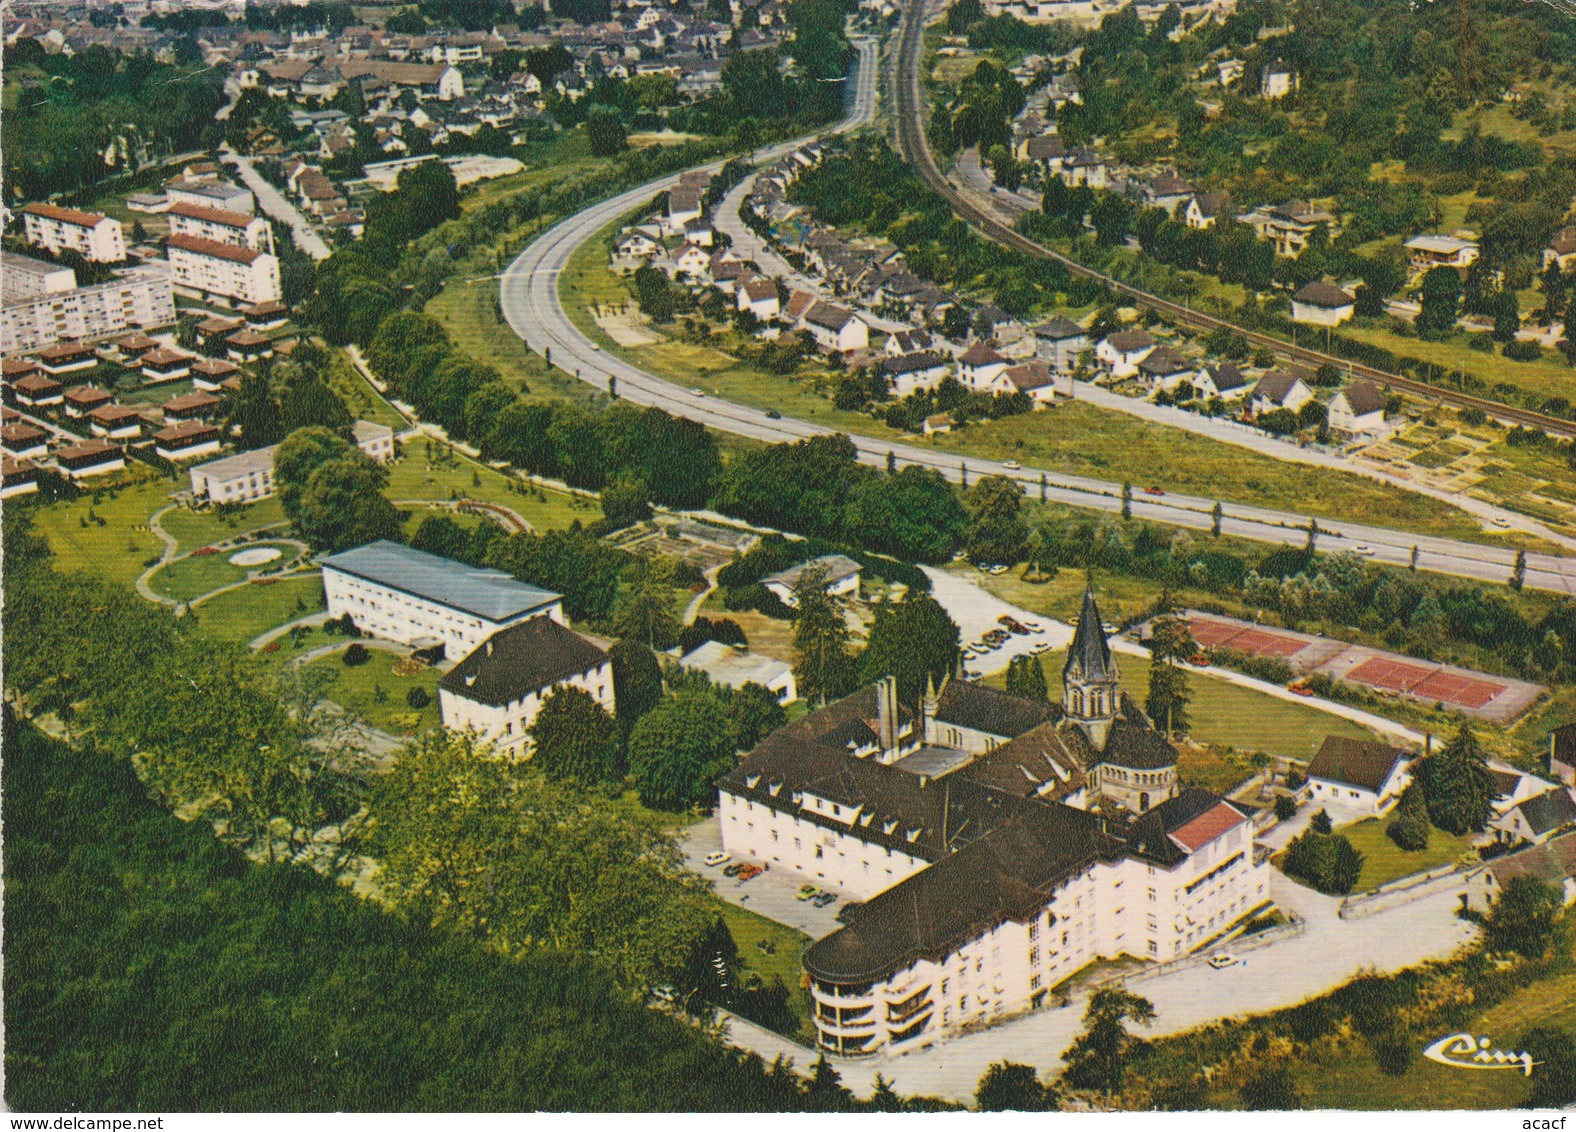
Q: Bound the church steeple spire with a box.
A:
[1063,589,1119,735]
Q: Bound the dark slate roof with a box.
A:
[1034,315,1086,341]
[1515,789,1576,837]
[1104,329,1154,353]
[1307,735,1409,793]
[880,351,947,376]
[437,616,608,707]
[1293,281,1355,308]
[1252,369,1306,404]
[1064,589,1115,686]
[1339,380,1386,416]
[320,540,561,623]
[1553,722,1576,771]
[1486,830,1576,887]
[1137,345,1192,376]
[1102,695,1182,770]
[934,680,1058,740]
[1203,362,1249,391]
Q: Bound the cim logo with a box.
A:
[1423,1033,1541,1076]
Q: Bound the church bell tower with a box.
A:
[1063,589,1120,747]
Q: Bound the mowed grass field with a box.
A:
[1333,817,1477,892]
[302,647,444,736]
[557,215,1516,548]
[189,574,326,645]
[149,542,302,603]
[27,470,174,587]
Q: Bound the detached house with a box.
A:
[737,275,781,321]
[999,361,1069,405]
[1544,227,1576,273]
[1136,345,1195,392]
[1095,329,1155,378]
[802,302,868,354]
[958,342,1010,389]
[1182,192,1230,230]
[1032,316,1089,372]
[1192,362,1251,401]
[1306,735,1413,816]
[1327,380,1389,438]
[1250,369,1313,417]
[880,351,951,397]
[1291,282,1356,327]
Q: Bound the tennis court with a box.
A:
[1411,670,1507,710]
[1344,657,1435,693]
[1344,657,1508,711]
[1184,616,1313,659]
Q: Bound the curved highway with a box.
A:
[499,31,1576,593]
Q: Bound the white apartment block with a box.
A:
[165,179,256,215]
[19,203,127,263]
[2,260,176,354]
[717,592,1271,1057]
[189,421,396,505]
[2,251,75,303]
[321,539,563,661]
[167,234,282,306]
[437,617,615,757]
[166,202,275,254]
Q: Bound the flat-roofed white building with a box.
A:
[167,234,282,306]
[1,251,76,303]
[1405,233,1479,273]
[680,640,798,703]
[19,202,127,263]
[165,179,256,215]
[166,201,275,253]
[188,420,398,504]
[2,262,176,354]
[321,539,564,661]
[352,420,395,462]
[438,618,615,757]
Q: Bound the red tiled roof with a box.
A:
[167,200,258,230]
[21,201,112,229]
[167,233,265,265]
[1169,801,1247,853]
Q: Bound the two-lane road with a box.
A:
[497,34,1576,594]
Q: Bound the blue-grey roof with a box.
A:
[320,540,560,623]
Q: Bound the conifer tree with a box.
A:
[1415,724,1496,834]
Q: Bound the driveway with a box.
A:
[681,816,849,939]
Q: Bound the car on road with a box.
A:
[796,884,820,901]
[1003,460,1021,470]
[589,343,601,351]
[764,409,782,419]
[704,851,732,867]
[723,863,746,877]
[1144,485,1165,495]
[737,864,763,881]
[1491,516,1511,528]
[1188,653,1211,667]
[690,387,705,396]
[1352,544,1375,556]
[811,892,836,908]
[1207,953,1238,969]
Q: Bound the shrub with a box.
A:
[1503,340,1543,362]
[1386,812,1429,851]
[1369,1027,1416,1077]
[1274,794,1297,822]
[406,686,431,709]
[343,643,370,667]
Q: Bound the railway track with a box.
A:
[890,0,1576,439]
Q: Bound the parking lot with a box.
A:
[925,566,1075,678]
[680,817,849,939]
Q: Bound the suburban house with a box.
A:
[55,437,125,479]
[999,361,1069,405]
[437,617,614,758]
[1291,282,1356,326]
[1260,59,1297,98]
[1405,234,1480,274]
[62,384,113,418]
[19,202,127,263]
[2,456,40,500]
[668,241,710,278]
[153,421,222,462]
[1489,788,1576,848]
[36,342,99,375]
[880,351,951,397]
[225,329,275,362]
[1464,830,1576,913]
[11,374,64,406]
[1545,226,1576,273]
[737,275,781,320]
[1250,369,1314,417]
[717,594,1269,1057]
[958,342,1010,389]
[801,302,869,354]
[679,640,798,703]
[2,423,50,459]
[141,348,195,382]
[1032,316,1089,372]
[191,358,242,391]
[88,404,143,440]
[1193,362,1252,401]
[1304,735,1413,815]
[162,390,222,424]
[1327,381,1389,438]
[1095,329,1156,379]
[321,540,564,661]
[924,412,954,436]
[1136,345,1196,392]
[1182,191,1231,230]
[1237,200,1336,258]
[762,553,862,608]
[354,420,396,462]
[886,328,935,356]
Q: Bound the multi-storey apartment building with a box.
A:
[19,203,127,263]
[320,540,563,661]
[717,592,1270,1057]
[166,202,275,254]
[2,256,176,354]
[166,234,282,306]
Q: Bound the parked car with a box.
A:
[989,565,1008,575]
[811,892,836,908]
[796,884,819,901]
[737,864,763,881]
[704,851,732,867]
[1188,653,1211,667]
[1208,953,1238,969]
[1003,460,1021,470]
[1288,682,1313,697]
[965,670,983,681]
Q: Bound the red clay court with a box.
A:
[1344,656,1507,711]
[1184,616,1312,659]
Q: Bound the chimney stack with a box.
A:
[876,675,898,754]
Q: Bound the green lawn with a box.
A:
[159,498,290,555]
[188,573,326,644]
[28,470,175,588]
[715,903,815,1044]
[1334,817,1476,892]
[149,542,303,603]
[330,349,409,431]
[302,647,444,736]
[384,448,602,530]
